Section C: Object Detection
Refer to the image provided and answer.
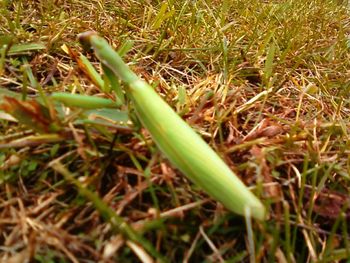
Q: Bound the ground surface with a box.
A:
[1,0,350,262]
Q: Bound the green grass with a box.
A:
[1,0,350,262]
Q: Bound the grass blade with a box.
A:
[49,160,166,262]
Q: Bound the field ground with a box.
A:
[1,0,350,262]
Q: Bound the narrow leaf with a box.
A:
[264,41,276,83]
[8,42,46,55]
